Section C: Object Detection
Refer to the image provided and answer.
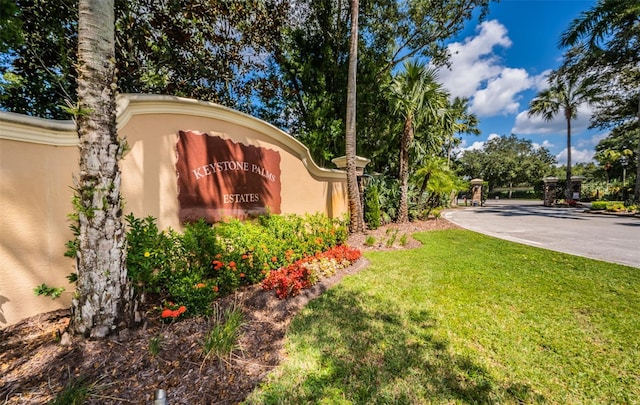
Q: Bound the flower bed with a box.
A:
[261,245,362,299]
[119,212,355,318]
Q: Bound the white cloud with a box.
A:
[454,133,500,156]
[470,68,532,115]
[512,103,594,135]
[437,20,511,101]
[532,140,554,150]
[436,20,548,118]
[555,147,595,165]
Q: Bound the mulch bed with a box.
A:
[0,218,460,404]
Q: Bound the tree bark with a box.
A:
[565,108,573,200]
[635,95,640,202]
[345,0,364,233]
[72,0,133,338]
[397,115,413,223]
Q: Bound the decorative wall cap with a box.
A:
[331,155,371,176]
[0,111,76,146]
[0,94,346,180]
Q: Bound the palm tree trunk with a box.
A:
[345,0,364,233]
[635,95,640,202]
[72,0,133,338]
[398,116,413,223]
[565,111,573,200]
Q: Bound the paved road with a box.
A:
[444,200,640,268]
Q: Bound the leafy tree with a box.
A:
[0,0,78,119]
[413,156,464,211]
[114,0,289,111]
[528,74,597,199]
[386,60,449,223]
[559,0,640,201]
[0,0,289,118]
[595,143,635,196]
[456,134,557,195]
[266,0,492,170]
[442,97,480,166]
[0,0,22,52]
[72,0,133,338]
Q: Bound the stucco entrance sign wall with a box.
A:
[176,130,282,222]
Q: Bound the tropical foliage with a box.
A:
[456,134,557,193]
[528,74,597,199]
[557,0,640,201]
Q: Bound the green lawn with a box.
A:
[245,229,640,404]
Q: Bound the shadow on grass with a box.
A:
[251,286,545,404]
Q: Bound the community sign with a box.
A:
[176,130,282,222]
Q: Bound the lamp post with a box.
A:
[332,155,371,208]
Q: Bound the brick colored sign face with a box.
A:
[176,130,282,222]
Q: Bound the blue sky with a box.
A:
[435,0,604,165]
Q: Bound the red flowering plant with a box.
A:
[262,245,361,299]
[160,301,187,321]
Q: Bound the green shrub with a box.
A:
[364,235,376,246]
[590,201,608,210]
[385,228,398,248]
[608,202,626,212]
[364,184,381,230]
[399,233,408,246]
[121,212,353,319]
[590,201,634,213]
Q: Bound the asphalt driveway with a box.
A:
[444,199,640,268]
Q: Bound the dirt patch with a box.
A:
[0,218,460,404]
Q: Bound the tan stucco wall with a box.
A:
[0,94,348,327]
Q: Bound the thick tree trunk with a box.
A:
[346,0,364,233]
[72,0,133,338]
[398,116,413,223]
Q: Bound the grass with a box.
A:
[202,304,244,363]
[245,229,640,404]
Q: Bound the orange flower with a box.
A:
[215,253,222,259]
[229,261,236,268]
[194,283,206,289]
[242,254,249,260]
[161,308,173,318]
[212,260,224,270]
[177,305,186,314]
[271,256,278,262]
[239,273,245,278]
[212,285,219,292]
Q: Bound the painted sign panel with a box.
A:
[176,130,281,222]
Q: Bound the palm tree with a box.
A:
[387,60,448,223]
[72,0,133,338]
[345,0,364,233]
[441,97,479,167]
[559,0,640,202]
[560,0,640,68]
[528,74,595,200]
